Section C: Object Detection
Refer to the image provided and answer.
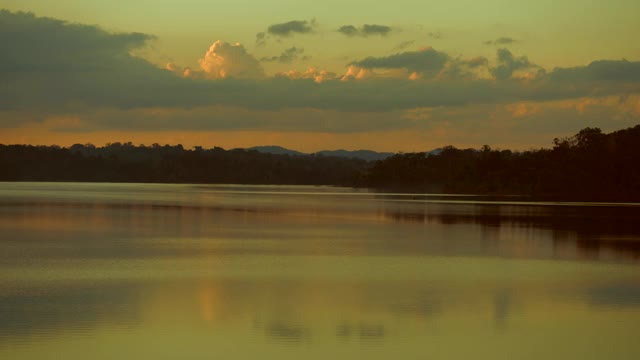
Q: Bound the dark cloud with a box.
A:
[393,40,415,51]
[1,10,640,122]
[484,37,517,46]
[260,47,306,63]
[338,24,392,37]
[491,48,541,80]
[427,32,443,40]
[0,10,204,111]
[0,10,154,73]
[337,25,359,37]
[349,48,450,77]
[550,59,640,83]
[255,32,266,47]
[362,24,392,36]
[466,56,490,68]
[438,57,490,80]
[267,20,315,37]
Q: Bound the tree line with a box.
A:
[0,143,369,186]
[1,124,639,201]
[363,124,640,201]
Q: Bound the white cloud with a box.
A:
[197,40,264,79]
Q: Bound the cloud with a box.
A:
[550,59,640,83]
[362,24,392,36]
[165,62,193,78]
[9,96,639,150]
[338,24,392,37]
[427,32,443,40]
[484,37,517,46]
[0,10,155,73]
[337,25,358,37]
[267,20,315,37]
[349,47,450,77]
[275,67,338,83]
[255,32,266,47]
[340,66,375,81]
[261,47,307,63]
[490,48,541,80]
[437,57,489,80]
[7,105,416,134]
[2,10,640,121]
[0,10,198,111]
[255,20,316,46]
[466,57,490,68]
[393,40,415,51]
[197,40,264,79]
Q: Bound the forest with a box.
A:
[364,124,640,201]
[1,124,639,201]
[0,143,369,186]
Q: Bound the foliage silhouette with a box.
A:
[362,125,640,201]
[1,124,639,200]
[0,142,369,186]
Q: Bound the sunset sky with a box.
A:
[1,1,639,151]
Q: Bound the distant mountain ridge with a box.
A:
[245,146,305,156]
[314,149,394,161]
[243,146,446,161]
[245,146,394,161]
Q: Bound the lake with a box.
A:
[1,182,639,359]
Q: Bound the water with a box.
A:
[1,182,639,359]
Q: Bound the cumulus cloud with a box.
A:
[349,47,450,78]
[2,10,640,122]
[484,37,517,46]
[261,47,307,63]
[267,20,316,37]
[197,40,264,79]
[165,62,194,78]
[338,24,392,37]
[340,66,375,81]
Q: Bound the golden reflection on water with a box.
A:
[2,258,639,359]
[1,183,640,359]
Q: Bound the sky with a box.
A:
[1,1,640,152]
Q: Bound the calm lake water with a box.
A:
[1,182,640,359]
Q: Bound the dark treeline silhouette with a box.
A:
[0,142,369,186]
[1,124,639,200]
[363,124,640,201]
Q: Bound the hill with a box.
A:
[243,146,394,161]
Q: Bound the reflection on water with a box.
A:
[264,322,310,344]
[1,182,640,359]
[0,283,142,342]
